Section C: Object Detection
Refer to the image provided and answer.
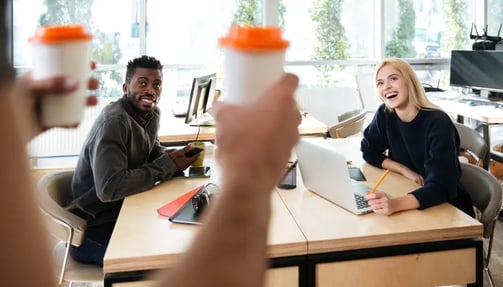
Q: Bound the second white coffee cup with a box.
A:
[219,25,289,105]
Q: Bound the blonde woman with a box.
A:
[361,58,474,217]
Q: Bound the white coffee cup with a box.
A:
[30,24,92,126]
[219,25,289,105]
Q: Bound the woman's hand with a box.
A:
[400,167,424,186]
[365,191,394,215]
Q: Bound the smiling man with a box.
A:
[69,55,199,265]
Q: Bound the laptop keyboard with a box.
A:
[354,193,370,210]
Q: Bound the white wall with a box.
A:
[295,86,363,127]
[27,97,117,157]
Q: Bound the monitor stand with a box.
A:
[189,119,216,127]
[188,114,216,127]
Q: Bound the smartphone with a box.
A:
[277,164,296,189]
[188,166,211,178]
[348,166,366,181]
[185,147,204,157]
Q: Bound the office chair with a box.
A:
[327,109,366,138]
[37,171,103,286]
[454,122,489,167]
[355,73,381,114]
[459,162,502,287]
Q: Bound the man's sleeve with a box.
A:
[90,119,178,202]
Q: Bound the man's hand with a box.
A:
[165,145,199,171]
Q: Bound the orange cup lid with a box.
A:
[29,24,92,44]
[219,25,289,52]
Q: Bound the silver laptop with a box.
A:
[295,139,373,215]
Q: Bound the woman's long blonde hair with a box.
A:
[375,58,440,111]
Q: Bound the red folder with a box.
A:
[156,185,202,218]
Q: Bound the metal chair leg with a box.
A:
[484,220,497,287]
[485,267,495,287]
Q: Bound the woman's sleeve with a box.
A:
[411,114,460,209]
[361,105,388,168]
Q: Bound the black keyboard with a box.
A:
[459,97,503,108]
[354,193,370,209]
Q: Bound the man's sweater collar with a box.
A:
[120,95,154,126]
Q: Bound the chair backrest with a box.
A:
[37,171,87,247]
[459,162,502,238]
[355,73,381,113]
[328,109,366,138]
[454,122,489,165]
[337,109,361,122]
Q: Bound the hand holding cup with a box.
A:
[29,24,93,127]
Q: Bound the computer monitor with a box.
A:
[202,78,217,113]
[450,50,503,94]
[184,73,217,124]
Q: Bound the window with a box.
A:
[487,0,503,37]
[10,0,494,157]
[283,0,376,61]
[145,0,238,110]
[146,0,236,65]
[383,0,476,59]
[13,0,138,97]
[282,0,377,87]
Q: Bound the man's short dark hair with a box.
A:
[125,55,163,83]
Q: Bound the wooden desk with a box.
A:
[103,138,484,287]
[433,98,503,169]
[103,157,308,287]
[277,137,484,287]
[157,113,327,143]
